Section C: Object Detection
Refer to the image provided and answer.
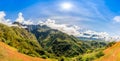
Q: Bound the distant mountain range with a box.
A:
[12,21,120,42]
[78,30,120,41]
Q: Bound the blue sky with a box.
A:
[0,0,120,36]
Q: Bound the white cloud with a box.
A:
[80,30,109,40]
[0,11,14,26]
[38,19,120,41]
[15,12,33,25]
[83,30,109,37]
[15,12,24,23]
[79,30,120,41]
[0,11,6,19]
[39,19,81,37]
[113,16,120,22]
[0,11,120,41]
[0,11,33,26]
[111,36,120,42]
[23,20,33,25]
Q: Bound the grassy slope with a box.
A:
[0,41,55,61]
[0,23,43,57]
[95,42,120,61]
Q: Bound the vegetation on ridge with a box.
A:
[0,23,43,57]
[0,23,109,61]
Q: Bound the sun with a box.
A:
[60,2,73,10]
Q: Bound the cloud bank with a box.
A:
[39,19,120,41]
[0,11,13,26]
[39,19,81,37]
[80,30,109,38]
[0,11,120,41]
[0,11,33,26]
[79,30,120,41]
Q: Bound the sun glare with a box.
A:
[60,2,73,10]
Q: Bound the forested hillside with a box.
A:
[0,23,43,57]
[0,23,108,61]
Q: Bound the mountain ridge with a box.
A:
[0,23,108,61]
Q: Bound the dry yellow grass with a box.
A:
[95,42,120,61]
[0,42,55,61]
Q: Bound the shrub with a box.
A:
[95,51,104,58]
[106,41,116,47]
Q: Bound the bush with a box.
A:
[96,51,104,58]
[107,41,116,47]
[41,55,48,59]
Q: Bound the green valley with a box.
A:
[0,23,110,61]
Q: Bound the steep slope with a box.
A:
[0,23,43,57]
[0,23,107,61]
[0,41,48,61]
[27,25,107,59]
[95,42,120,61]
[29,25,85,57]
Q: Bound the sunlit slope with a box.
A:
[96,42,120,61]
[0,42,49,61]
